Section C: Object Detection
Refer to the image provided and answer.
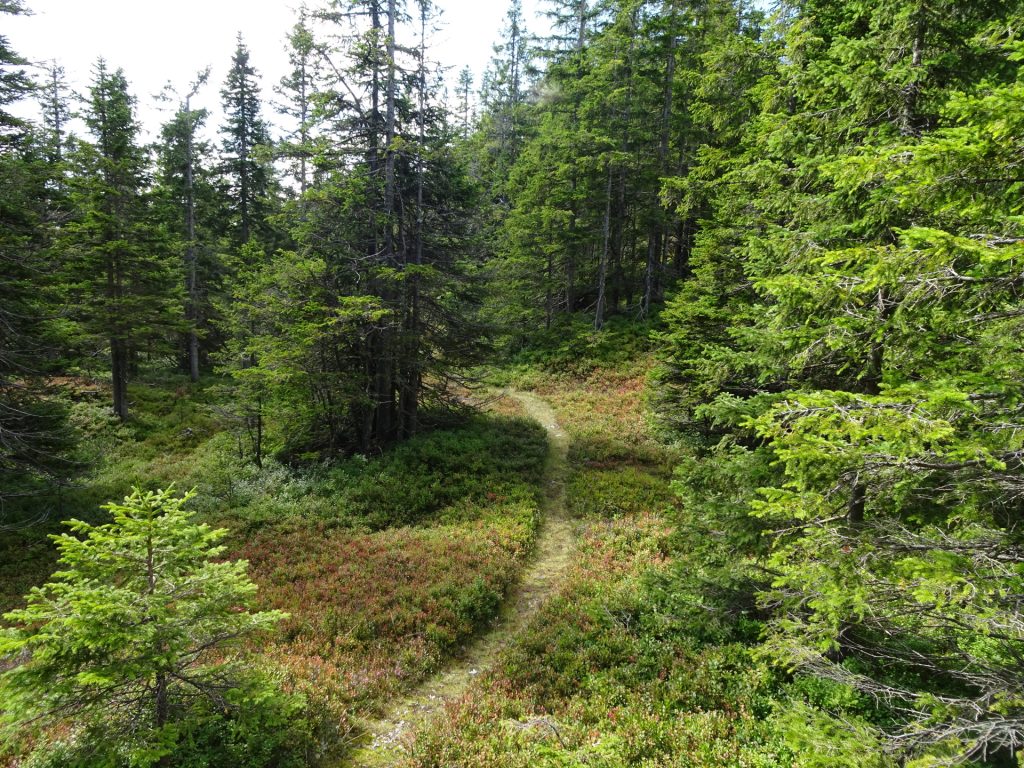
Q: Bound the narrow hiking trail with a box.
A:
[348,391,575,767]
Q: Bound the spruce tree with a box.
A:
[275,8,321,194]
[228,0,487,456]
[39,61,70,165]
[0,0,31,141]
[477,0,538,211]
[155,70,223,383]
[0,488,289,763]
[656,0,1024,759]
[456,65,474,136]
[63,61,180,421]
[0,1,71,510]
[219,35,274,249]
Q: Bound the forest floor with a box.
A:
[363,349,824,767]
[348,391,575,766]
[0,323,925,766]
[0,375,554,767]
[0,347,880,767]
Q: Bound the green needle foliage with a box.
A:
[655,1,1024,762]
[0,487,290,766]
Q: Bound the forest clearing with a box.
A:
[2,0,1024,765]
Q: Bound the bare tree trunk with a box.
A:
[111,337,129,421]
[400,3,428,441]
[642,232,659,319]
[254,397,263,468]
[848,479,866,526]
[576,0,587,51]
[864,288,891,395]
[155,672,169,730]
[566,240,576,314]
[108,243,130,421]
[546,251,553,330]
[900,4,926,138]
[595,165,613,331]
[374,0,399,445]
[184,95,200,383]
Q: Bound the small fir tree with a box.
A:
[0,487,287,764]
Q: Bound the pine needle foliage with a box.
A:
[0,487,287,765]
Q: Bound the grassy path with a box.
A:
[348,391,574,766]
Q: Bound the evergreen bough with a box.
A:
[0,487,289,765]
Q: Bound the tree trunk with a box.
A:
[400,4,428,441]
[610,8,639,316]
[239,65,251,245]
[299,53,309,194]
[566,243,576,314]
[611,169,627,313]
[373,0,399,445]
[155,671,169,729]
[546,251,553,329]
[674,218,696,279]
[642,231,660,319]
[643,1,678,316]
[373,332,394,444]
[863,288,891,395]
[185,96,200,383]
[595,165,613,331]
[108,240,129,421]
[383,0,398,267]
[900,5,926,138]
[254,400,263,468]
[848,479,866,526]
[565,0,586,318]
[111,336,129,421]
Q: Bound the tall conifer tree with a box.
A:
[0,1,71,508]
[63,62,180,421]
[156,70,224,382]
[219,35,273,249]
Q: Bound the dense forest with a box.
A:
[2,0,1023,766]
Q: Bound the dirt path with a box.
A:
[347,391,574,767]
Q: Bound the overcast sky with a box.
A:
[7,0,550,138]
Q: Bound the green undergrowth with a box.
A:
[406,518,793,767]
[567,464,677,519]
[1,375,551,766]
[50,372,547,532]
[0,369,548,596]
[492,314,658,388]
[406,355,892,767]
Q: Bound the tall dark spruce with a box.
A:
[63,62,179,422]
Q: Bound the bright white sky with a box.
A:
[7,0,549,138]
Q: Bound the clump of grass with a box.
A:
[567,465,678,519]
[330,415,547,529]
